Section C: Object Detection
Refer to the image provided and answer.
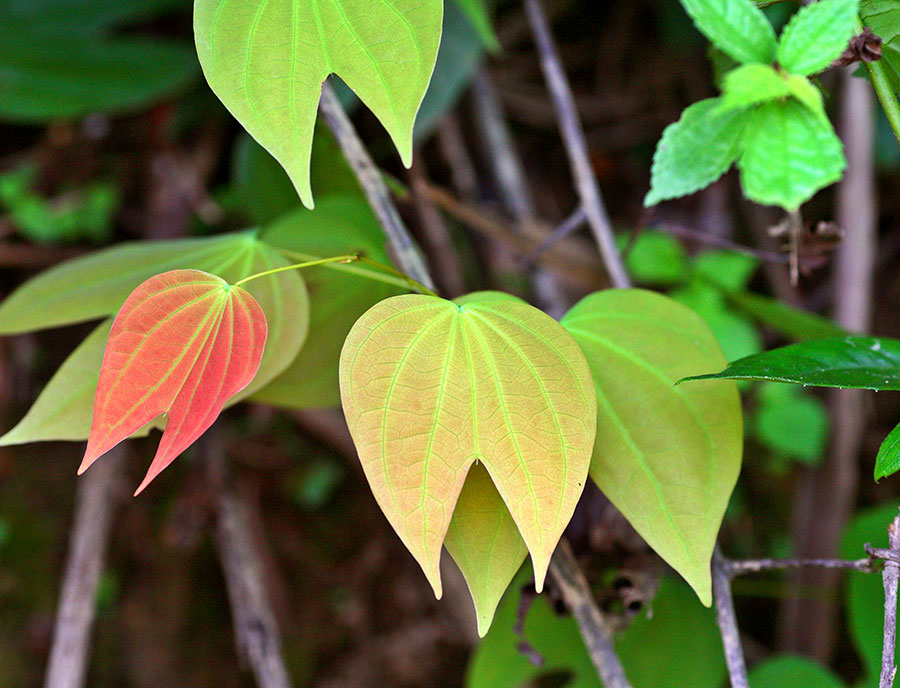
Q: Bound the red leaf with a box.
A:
[79,269,267,494]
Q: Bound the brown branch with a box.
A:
[318,83,435,292]
[712,549,750,688]
[523,0,631,289]
[727,557,874,576]
[549,539,631,688]
[44,448,126,688]
[879,511,900,688]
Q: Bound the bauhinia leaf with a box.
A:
[683,336,900,390]
[875,422,900,480]
[560,289,743,604]
[80,270,267,494]
[645,98,746,206]
[339,293,596,599]
[776,0,859,76]
[679,0,777,64]
[194,0,442,208]
[737,100,845,210]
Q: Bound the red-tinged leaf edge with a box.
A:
[78,269,267,494]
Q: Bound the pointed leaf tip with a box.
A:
[80,269,267,492]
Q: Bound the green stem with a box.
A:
[233,255,358,287]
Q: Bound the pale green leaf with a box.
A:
[786,74,826,119]
[738,100,845,209]
[561,289,743,604]
[252,197,401,409]
[339,294,596,600]
[719,64,792,113]
[679,0,777,64]
[444,463,528,637]
[645,98,747,206]
[777,0,859,76]
[194,0,443,208]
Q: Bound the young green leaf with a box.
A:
[875,421,900,480]
[194,0,442,208]
[444,463,528,637]
[777,0,859,76]
[684,336,900,389]
[718,64,792,113]
[645,98,747,206]
[560,289,743,605]
[339,293,597,598]
[80,270,267,494]
[679,0,777,64]
[738,100,845,209]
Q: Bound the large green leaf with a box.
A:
[194,0,443,208]
[748,656,845,688]
[685,336,900,389]
[645,98,747,206]
[776,0,859,76]
[339,293,597,599]
[253,197,401,409]
[737,100,845,210]
[841,503,899,682]
[679,0,777,64]
[561,289,743,604]
[467,576,726,688]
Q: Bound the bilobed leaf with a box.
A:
[252,197,400,409]
[339,293,596,598]
[749,656,845,688]
[684,336,900,389]
[645,98,747,206]
[444,463,528,636]
[738,100,845,209]
[194,0,442,208]
[875,422,900,480]
[80,270,267,494]
[560,289,743,604]
[679,0,777,64]
[777,0,859,76]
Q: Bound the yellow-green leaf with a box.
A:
[194,0,443,208]
[339,294,597,599]
[560,289,743,605]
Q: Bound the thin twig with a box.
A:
[549,539,632,688]
[522,205,588,266]
[727,556,874,576]
[44,448,126,688]
[318,84,435,292]
[880,511,900,688]
[712,549,750,688]
[208,438,292,688]
[523,0,631,289]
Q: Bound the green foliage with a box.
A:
[875,421,900,480]
[738,101,845,209]
[561,289,743,604]
[841,503,900,682]
[467,576,726,688]
[718,64,794,112]
[748,655,845,688]
[454,0,499,52]
[861,0,900,89]
[619,231,689,285]
[725,291,847,341]
[194,0,443,208]
[339,293,597,627]
[0,0,196,121]
[777,0,858,76]
[680,0,776,64]
[752,383,828,464]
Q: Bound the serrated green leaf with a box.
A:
[561,289,743,605]
[467,576,726,688]
[749,656,845,688]
[252,197,401,409]
[841,503,900,681]
[875,421,900,479]
[680,0,777,64]
[646,98,747,206]
[719,64,792,112]
[454,0,499,52]
[194,0,442,209]
[777,0,859,76]
[738,100,845,209]
[684,336,900,389]
[339,294,597,601]
[753,383,828,463]
[444,463,528,637]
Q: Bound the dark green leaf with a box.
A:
[684,336,900,389]
[875,421,900,480]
